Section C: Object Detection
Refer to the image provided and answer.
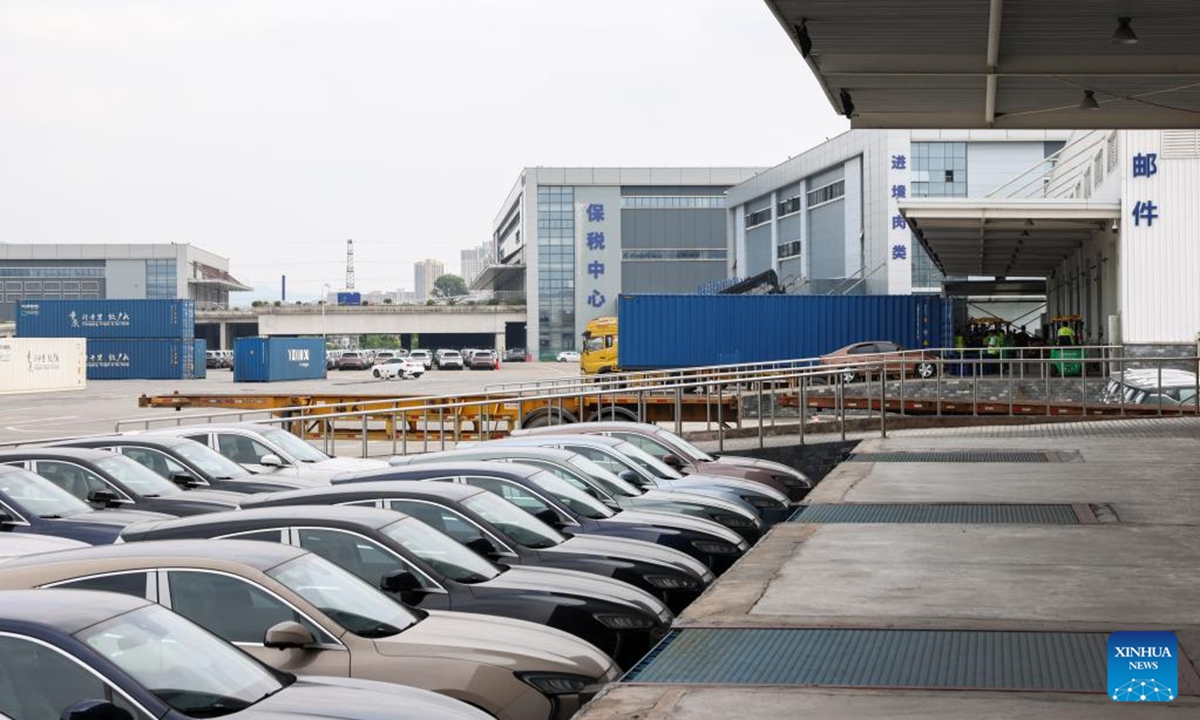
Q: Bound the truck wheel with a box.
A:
[520,408,579,428]
[586,407,639,423]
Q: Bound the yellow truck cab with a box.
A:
[581,316,619,375]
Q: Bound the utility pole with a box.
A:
[345,239,356,290]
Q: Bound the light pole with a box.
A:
[322,283,330,342]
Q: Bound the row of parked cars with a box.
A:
[0,421,811,720]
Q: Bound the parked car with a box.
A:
[351,461,748,572]
[0,541,618,720]
[403,443,765,542]
[514,421,814,500]
[121,506,671,666]
[372,351,399,365]
[556,351,581,363]
[435,349,465,370]
[373,357,426,380]
[819,341,940,382]
[325,349,343,370]
[241,480,713,613]
[0,533,88,559]
[205,350,230,369]
[0,464,172,544]
[0,588,494,720]
[477,435,791,525]
[409,349,433,370]
[335,351,372,370]
[0,448,243,517]
[47,434,324,493]
[504,348,527,362]
[144,423,387,479]
[1101,369,1199,407]
[468,349,497,371]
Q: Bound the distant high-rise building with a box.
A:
[414,259,446,302]
[460,242,495,286]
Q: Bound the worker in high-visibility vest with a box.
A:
[1057,324,1076,346]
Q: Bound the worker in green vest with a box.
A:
[1057,324,1076,346]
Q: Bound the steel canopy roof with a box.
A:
[764,0,1200,128]
[899,198,1119,277]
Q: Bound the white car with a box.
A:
[556,350,581,363]
[409,349,433,369]
[374,357,425,380]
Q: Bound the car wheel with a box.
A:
[916,361,936,379]
[841,370,858,384]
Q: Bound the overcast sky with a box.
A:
[0,0,847,299]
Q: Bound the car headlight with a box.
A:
[776,475,813,490]
[593,612,656,630]
[517,672,593,695]
[691,540,739,555]
[743,495,783,510]
[644,574,698,590]
[713,512,755,529]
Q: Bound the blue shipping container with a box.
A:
[617,294,955,370]
[16,299,195,340]
[193,339,207,379]
[85,339,197,380]
[233,337,326,382]
[336,292,362,306]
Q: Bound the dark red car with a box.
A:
[819,341,939,383]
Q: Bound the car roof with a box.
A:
[0,538,307,574]
[0,534,89,559]
[0,447,115,462]
[1108,369,1197,389]
[0,589,152,634]
[48,435,188,450]
[127,504,406,537]
[410,446,579,463]
[345,460,543,482]
[515,422,661,436]
[244,480,483,506]
[141,422,280,436]
[488,435,625,449]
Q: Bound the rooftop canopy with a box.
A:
[765,0,1200,128]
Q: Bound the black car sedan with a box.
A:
[0,448,243,517]
[0,465,172,544]
[335,462,749,573]
[0,589,489,720]
[120,505,673,667]
[48,435,313,493]
[240,480,714,613]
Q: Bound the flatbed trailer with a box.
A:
[137,390,741,442]
[788,392,1198,417]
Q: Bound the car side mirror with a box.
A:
[170,472,201,488]
[464,536,499,559]
[617,469,643,484]
[86,489,122,508]
[534,508,565,529]
[60,700,133,720]
[379,569,423,594]
[263,620,316,649]
[259,454,283,467]
[661,454,684,469]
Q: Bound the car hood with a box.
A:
[251,675,492,720]
[632,489,761,523]
[376,610,615,677]
[74,508,176,526]
[656,476,790,505]
[602,509,747,548]
[551,535,712,580]
[707,456,811,482]
[164,488,246,507]
[480,565,671,619]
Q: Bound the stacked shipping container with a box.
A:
[16,299,200,380]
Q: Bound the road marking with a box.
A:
[1,415,79,425]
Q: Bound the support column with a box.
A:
[494,332,506,358]
[219,321,229,350]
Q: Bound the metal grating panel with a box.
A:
[790,503,1079,525]
[623,629,1107,691]
[848,451,1050,463]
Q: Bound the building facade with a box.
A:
[413,259,445,302]
[485,167,763,359]
[0,243,249,320]
[460,242,493,287]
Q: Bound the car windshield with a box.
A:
[614,441,685,479]
[657,429,715,462]
[171,442,250,480]
[380,517,500,583]
[79,604,284,718]
[94,455,182,497]
[565,455,644,497]
[260,429,330,463]
[461,491,564,549]
[527,471,615,519]
[0,469,91,518]
[268,553,420,638]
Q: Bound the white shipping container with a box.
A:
[0,338,87,395]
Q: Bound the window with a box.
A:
[620,196,725,209]
[33,461,110,501]
[218,529,286,543]
[118,448,188,480]
[216,434,280,466]
[183,433,209,446]
[294,527,411,591]
[806,180,844,207]
[0,635,150,720]
[386,500,492,547]
[51,572,151,599]
[744,207,771,228]
[777,240,802,260]
[536,185,576,359]
[145,259,177,300]
[463,476,562,519]
[621,249,726,261]
[166,571,331,645]
[776,195,801,217]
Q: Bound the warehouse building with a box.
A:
[482,167,763,359]
[0,243,250,321]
